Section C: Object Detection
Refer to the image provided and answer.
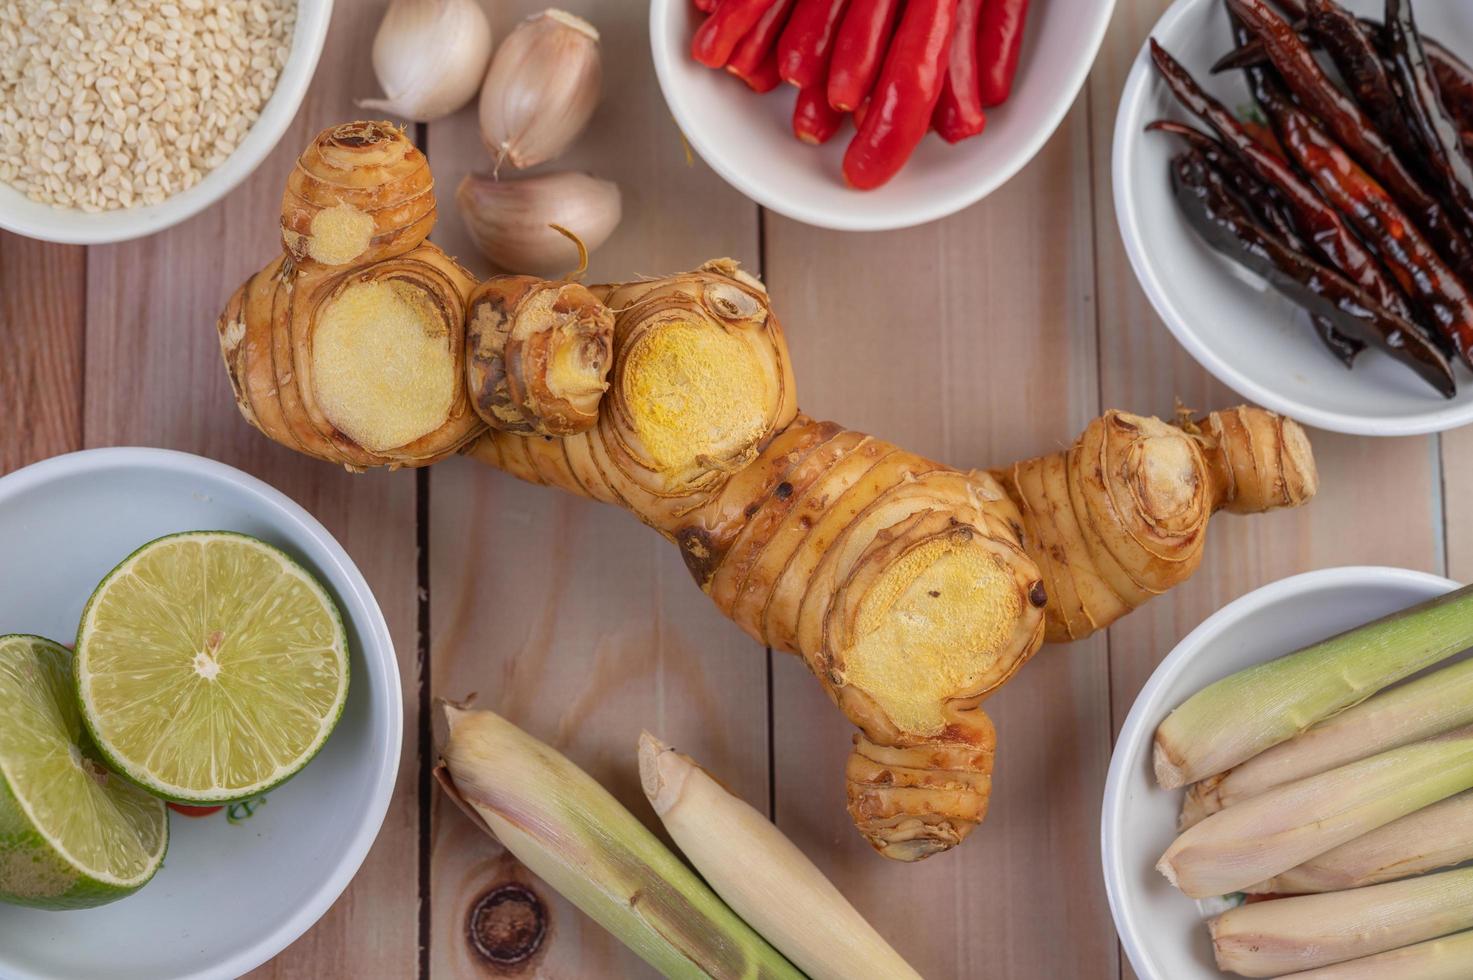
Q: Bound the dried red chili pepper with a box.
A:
[692,0,780,68]
[826,0,901,111]
[727,0,796,82]
[842,0,960,190]
[933,0,986,143]
[1171,151,1455,396]
[978,0,1030,108]
[1149,40,1416,329]
[777,0,850,89]
[1226,0,1473,285]
[794,82,846,143]
[1386,0,1473,230]
[1271,90,1473,369]
[1150,119,1367,367]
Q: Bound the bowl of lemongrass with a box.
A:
[1102,566,1473,980]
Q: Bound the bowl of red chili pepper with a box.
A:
[1115,0,1473,436]
[650,0,1116,230]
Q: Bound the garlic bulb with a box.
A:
[457,171,621,274]
[478,10,602,171]
[359,0,493,123]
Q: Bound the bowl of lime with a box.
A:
[0,448,400,980]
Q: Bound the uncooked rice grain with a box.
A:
[0,0,296,211]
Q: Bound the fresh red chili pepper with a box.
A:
[168,803,224,818]
[978,0,1030,108]
[853,96,870,127]
[728,46,784,92]
[727,0,796,81]
[932,0,986,143]
[1171,150,1454,397]
[1148,39,1416,328]
[842,0,960,190]
[694,0,719,13]
[826,0,901,112]
[1226,0,1473,287]
[692,0,780,68]
[794,83,846,143]
[1386,0,1473,231]
[776,0,850,89]
[1273,93,1473,370]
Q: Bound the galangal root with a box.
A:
[218,121,1319,861]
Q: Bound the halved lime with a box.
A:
[76,532,350,804]
[0,635,167,909]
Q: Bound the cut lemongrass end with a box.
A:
[1154,584,1473,790]
[436,704,802,980]
[1275,928,1473,979]
[1247,789,1473,894]
[1210,866,1473,977]
[1181,655,1473,828]
[1158,726,1473,899]
[638,733,923,980]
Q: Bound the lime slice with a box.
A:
[76,532,350,804]
[0,635,167,909]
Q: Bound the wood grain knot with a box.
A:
[467,883,548,969]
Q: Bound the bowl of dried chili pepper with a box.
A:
[1116,0,1473,436]
[650,0,1116,230]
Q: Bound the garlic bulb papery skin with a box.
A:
[359,0,494,123]
[478,9,602,171]
[457,171,621,275]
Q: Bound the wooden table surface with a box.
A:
[2,0,1469,977]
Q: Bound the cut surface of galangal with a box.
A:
[76,532,349,804]
[0,635,167,909]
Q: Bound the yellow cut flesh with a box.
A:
[306,204,375,265]
[622,320,767,473]
[78,535,347,800]
[312,278,456,453]
[841,541,1020,735]
[0,637,164,889]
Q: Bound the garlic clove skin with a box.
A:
[457,171,621,275]
[478,9,602,171]
[359,0,493,123]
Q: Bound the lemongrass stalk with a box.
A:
[1209,866,1473,977]
[637,733,924,980]
[1182,656,1473,827]
[1154,584,1473,789]
[437,705,802,980]
[1246,790,1473,894]
[1158,726,1473,898]
[1276,929,1473,979]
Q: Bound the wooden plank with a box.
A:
[762,96,1114,977]
[424,2,766,976]
[1446,429,1471,583]
[79,1,422,974]
[1087,1,1444,975]
[0,235,85,473]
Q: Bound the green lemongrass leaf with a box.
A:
[1210,866,1473,977]
[437,704,802,980]
[1155,585,1473,789]
[1159,727,1473,899]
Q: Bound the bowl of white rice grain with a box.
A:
[0,0,331,244]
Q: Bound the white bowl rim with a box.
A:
[648,0,1118,232]
[0,0,334,246]
[0,446,402,980]
[1112,0,1473,437]
[1100,565,1461,980]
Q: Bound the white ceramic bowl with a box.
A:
[650,0,1116,230]
[1114,0,1473,436]
[0,0,332,245]
[0,448,401,980]
[1102,566,1462,980]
